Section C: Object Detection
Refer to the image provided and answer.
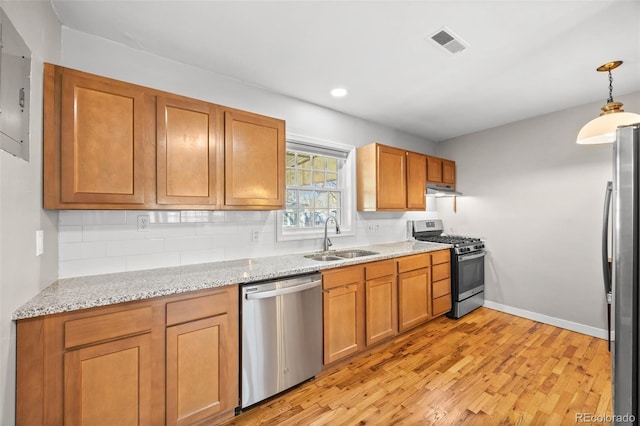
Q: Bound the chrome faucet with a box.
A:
[323,215,341,252]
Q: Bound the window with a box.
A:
[277,135,355,241]
[284,151,343,229]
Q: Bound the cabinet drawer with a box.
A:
[323,266,362,289]
[166,291,229,326]
[397,253,430,274]
[365,259,395,280]
[64,306,153,349]
[432,278,451,299]
[432,263,450,282]
[431,250,450,265]
[432,294,452,316]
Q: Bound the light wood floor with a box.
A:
[222,307,612,425]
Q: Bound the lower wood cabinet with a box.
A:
[16,285,239,426]
[397,253,431,332]
[431,250,452,317]
[322,249,451,366]
[364,260,397,346]
[322,265,365,365]
[64,333,153,425]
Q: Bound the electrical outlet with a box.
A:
[252,229,260,242]
[137,215,149,232]
[367,224,375,233]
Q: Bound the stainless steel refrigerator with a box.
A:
[604,123,640,424]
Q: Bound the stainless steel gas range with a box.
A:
[411,219,485,319]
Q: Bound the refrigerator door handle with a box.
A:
[602,180,613,351]
[602,181,613,297]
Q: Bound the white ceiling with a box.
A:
[50,0,640,142]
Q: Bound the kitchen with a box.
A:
[1,1,639,425]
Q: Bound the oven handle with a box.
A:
[458,251,485,262]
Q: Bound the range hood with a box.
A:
[426,184,462,197]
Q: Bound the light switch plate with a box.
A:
[35,230,44,256]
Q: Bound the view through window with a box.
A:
[283,149,344,230]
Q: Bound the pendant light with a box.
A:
[576,60,640,144]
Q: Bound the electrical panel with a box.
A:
[0,7,31,161]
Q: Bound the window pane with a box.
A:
[315,191,328,208]
[283,210,297,227]
[286,151,296,167]
[312,171,325,187]
[298,170,311,186]
[327,158,338,172]
[315,210,329,226]
[299,210,313,227]
[286,190,297,207]
[312,156,325,170]
[326,172,338,188]
[299,190,314,208]
[297,153,311,169]
[329,191,340,208]
[286,169,296,186]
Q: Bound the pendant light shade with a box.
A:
[576,61,640,145]
[577,110,640,144]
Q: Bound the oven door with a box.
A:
[456,251,485,300]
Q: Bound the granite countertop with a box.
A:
[13,241,450,320]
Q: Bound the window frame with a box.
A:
[276,133,356,242]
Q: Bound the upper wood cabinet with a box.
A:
[406,151,427,210]
[44,64,147,207]
[427,155,456,187]
[43,63,285,211]
[357,143,426,211]
[156,95,221,206]
[223,109,285,209]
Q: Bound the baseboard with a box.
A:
[483,300,608,340]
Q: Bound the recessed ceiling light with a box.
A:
[330,88,348,97]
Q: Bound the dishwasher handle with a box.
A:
[245,279,321,300]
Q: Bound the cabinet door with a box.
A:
[442,159,456,185]
[365,275,398,346]
[224,110,285,208]
[406,152,427,210]
[426,156,443,184]
[60,71,145,204]
[166,314,230,426]
[157,96,220,205]
[377,145,407,210]
[398,267,431,331]
[323,282,364,364]
[64,334,152,425]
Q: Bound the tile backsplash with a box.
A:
[58,209,438,278]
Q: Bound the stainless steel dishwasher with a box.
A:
[240,273,322,409]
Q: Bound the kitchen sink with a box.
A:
[304,249,379,261]
[304,254,342,261]
[333,249,379,258]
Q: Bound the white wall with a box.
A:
[56,28,438,278]
[0,1,61,424]
[436,91,640,337]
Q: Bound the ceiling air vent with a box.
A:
[429,27,469,55]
